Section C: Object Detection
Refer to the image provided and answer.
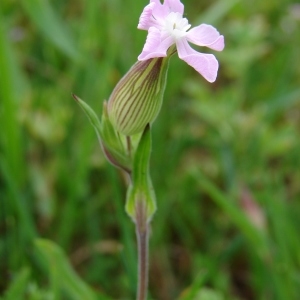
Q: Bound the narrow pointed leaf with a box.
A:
[126,125,156,221]
[73,94,102,134]
[73,95,132,171]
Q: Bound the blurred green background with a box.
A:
[1,0,300,299]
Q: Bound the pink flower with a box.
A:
[138,0,224,82]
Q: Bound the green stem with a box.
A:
[135,201,149,300]
[126,136,132,157]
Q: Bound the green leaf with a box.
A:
[193,288,224,300]
[21,0,81,62]
[35,239,110,300]
[3,268,30,300]
[0,12,25,186]
[73,95,132,172]
[189,169,269,259]
[0,16,37,240]
[73,94,102,134]
[126,125,156,221]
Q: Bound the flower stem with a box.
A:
[135,202,149,300]
[126,135,132,157]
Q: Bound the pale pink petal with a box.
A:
[176,39,219,82]
[138,2,156,30]
[164,0,184,14]
[138,0,185,31]
[187,24,224,51]
[150,0,169,20]
[138,27,174,60]
[204,35,224,51]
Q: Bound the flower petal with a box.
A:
[138,2,156,30]
[150,0,169,20]
[176,39,219,82]
[138,27,174,60]
[187,24,224,51]
[164,0,184,14]
[150,0,162,5]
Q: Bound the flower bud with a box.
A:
[107,57,169,136]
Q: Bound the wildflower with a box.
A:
[138,0,224,82]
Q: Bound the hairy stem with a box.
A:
[135,202,149,300]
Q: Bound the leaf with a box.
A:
[72,94,102,133]
[3,268,30,300]
[180,286,225,300]
[0,16,37,239]
[193,288,224,300]
[73,95,132,172]
[189,168,269,259]
[126,125,156,221]
[21,0,81,62]
[0,13,25,185]
[35,239,110,300]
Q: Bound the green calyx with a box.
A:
[107,56,170,136]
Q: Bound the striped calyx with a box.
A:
[107,57,169,136]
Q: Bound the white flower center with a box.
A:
[164,12,191,39]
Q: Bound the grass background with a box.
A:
[1,0,300,299]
